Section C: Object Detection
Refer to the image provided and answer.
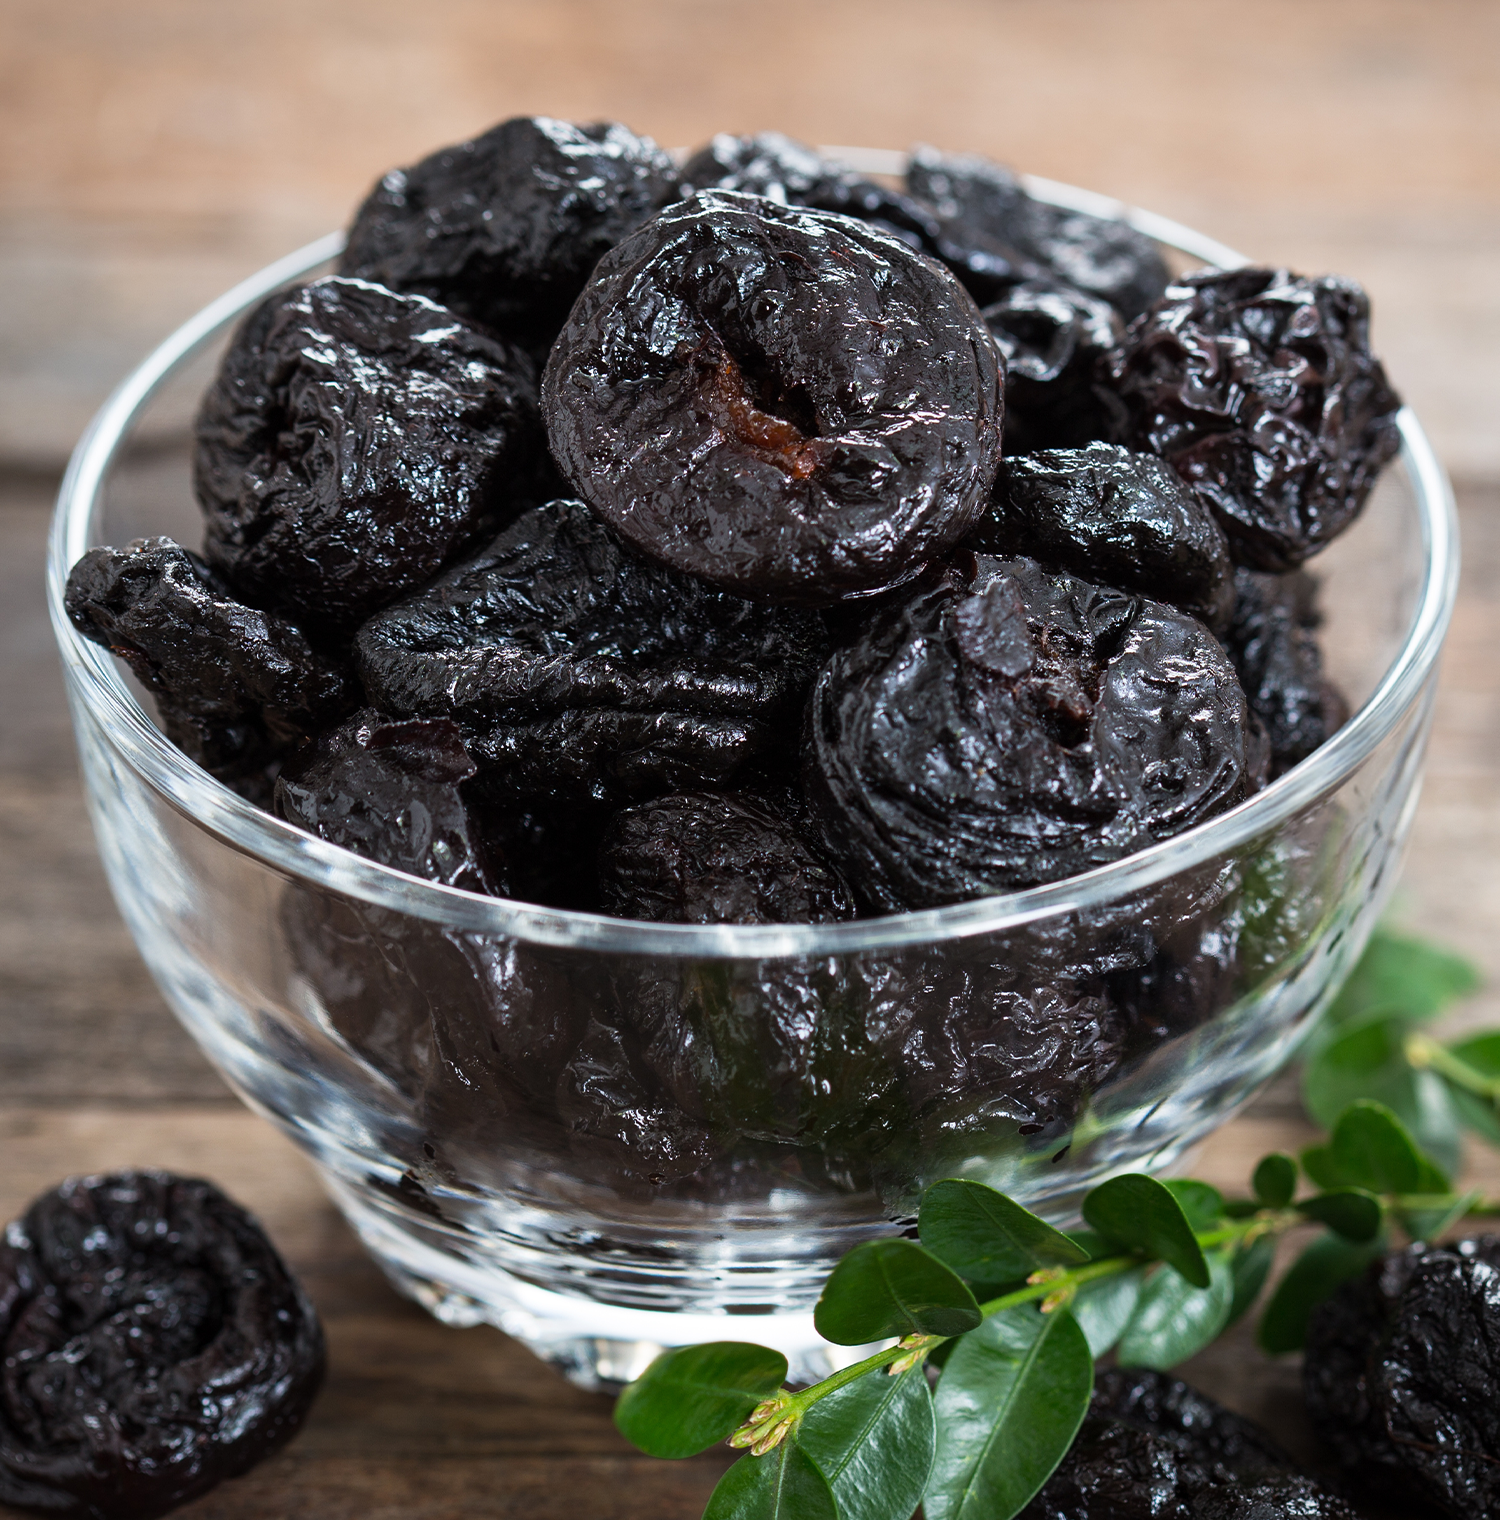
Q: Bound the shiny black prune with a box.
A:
[1225,568,1347,776]
[195,276,542,642]
[64,536,356,778]
[340,116,679,349]
[542,192,1003,605]
[1110,268,1403,571]
[1305,1237,1500,1518]
[0,1171,324,1520]
[969,443,1234,629]
[804,555,1261,911]
[907,146,1171,321]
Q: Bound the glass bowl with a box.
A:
[46,163,1458,1390]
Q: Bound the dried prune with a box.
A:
[1109,268,1403,571]
[0,1171,324,1520]
[195,276,542,642]
[64,536,356,778]
[1304,1236,1500,1518]
[804,555,1261,911]
[967,443,1234,629]
[542,191,1003,605]
[340,116,679,350]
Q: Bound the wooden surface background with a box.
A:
[3,2,1500,1515]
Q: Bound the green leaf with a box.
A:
[925,1307,1093,1520]
[798,1365,935,1520]
[1257,1233,1384,1354]
[1252,1153,1297,1208]
[1226,1235,1276,1328]
[1399,1188,1481,1242]
[1296,1188,1384,1243]
[705,1442,837,1520]
[1449,1086,1500,1146]
[1443,1035,1500,1143]
[1161,1179,1225,1232]
[814,1239,981,1346]
[614,1342,788,1458]
[1330,1100,1450,1194]
[1069,1267,1146,1358]
[1324,929,1479,1033]
[1081,1174,1210,1289]
[1063,1229,1112,1259]
[919,1179,1088,1283]
[1116,1251,1234,1369]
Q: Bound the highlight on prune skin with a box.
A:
[195,276,542,643]
[1110,267,1403,571]
[64,536,357,778]
[968,443,1235,629]
[542,191,1004,605]
[804,554,1262,911]
[340,116,679,349]
[0,1170,325,1520]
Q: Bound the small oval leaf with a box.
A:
[1161,1179,1225,1233]
[614,1342,788,1458]
[798,1365,935,1520]
[1116,1251,1234,1369]
[1297,1188,1384,1243]
[1257,1233,1384,1354]
[705,1442,837,1520]
[1225,1235,1276,1328]
[1069,1267,1146,1358]
[1330,1100,1445,1195]
[1081,1174,1210,1289]
[1252,1153,1297,1208]
[815,1239,981,1346]
[920,1179,1088,1283]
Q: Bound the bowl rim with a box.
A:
[46,160,1460,958]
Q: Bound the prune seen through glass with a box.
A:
[0,1171,324,1520]
[804,554,1262,911]
[64,536,356,778]
[195,276,543,643]
[1110,267,1403,571]
[340,116,679,351]
[542,191,1004,605]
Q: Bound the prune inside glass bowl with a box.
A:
[47,156,1455,1392]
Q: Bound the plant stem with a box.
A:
[1407,1032,1500,1101]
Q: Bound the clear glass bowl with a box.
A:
[46,166,1458,1390]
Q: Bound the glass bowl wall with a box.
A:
[46,171,1457,1389]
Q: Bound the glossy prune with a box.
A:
[1110,268,1403,571]
[340,116,679,350]
[968,443,1234,629]
[195,276,542,642]
[64,536,356,777]
[804,555,1261,910]
[0,1171,324,1520]
[542,191,1003,605]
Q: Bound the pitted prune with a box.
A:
[968,443,1234,629]
[542,191,1004,605]
[340,116,679,349]
[195,276,542,642]
[64,536,356,777]
[804,555,1261,911]
[0,1171,324,1520]
[1109,267,1403,571]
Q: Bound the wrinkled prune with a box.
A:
[805,555,1261,910]
[340,116,679,350]
[542,191,1003,605]
[0,1171,324,1520]
[195,276,542,642]
[65,536,356,777]
[1225,568,1347,776]
[1110,268,1403,571]
[968,443,1234,629]
[1305,1236,1500,1518]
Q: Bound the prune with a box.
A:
[275,709,503,894]
[340,117,678,352]
[195,276,542,642]
[356,499,830,804]
[907,146,1171,321]
[1109,268,1403,571]
[968,443,1234,629]
[542,191,1004,605]
[1225,568,1347,776]
[804,554,1261,911]
[1304,1236,1500,1518]
[64,536,356,778]
[0,1171,324,1520]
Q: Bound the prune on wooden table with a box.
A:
[967,443,1235,630]
[1304,1236,1500,1518]
[340,116,679,350]
[0,1171,324,1520]
[542,191,1004,605]
[906,145,1171,321]
[1109,267,1403,571]
[804,554,1263,912]
[64,536,356,778]
[356,499,830,805]
[195,276,543,643]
